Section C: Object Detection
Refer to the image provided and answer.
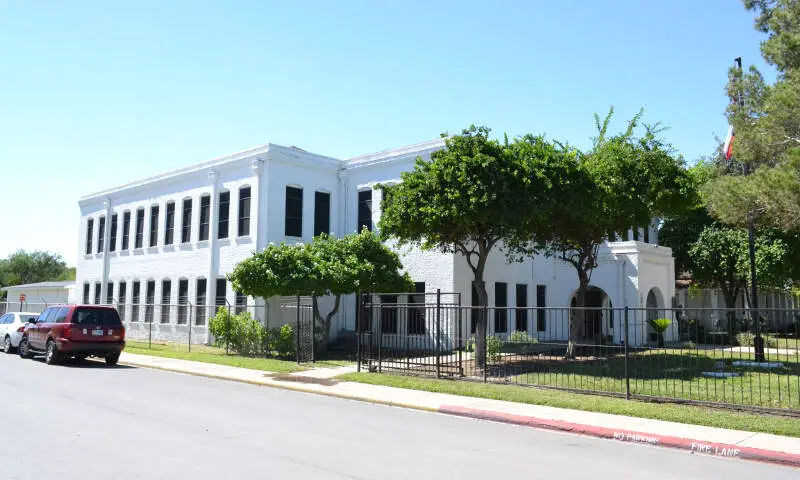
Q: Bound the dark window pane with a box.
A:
[110,214,118,252]
[106,282,113,305]
[118,282,127,322]
[94,282,101,305]
[165,202,175,245]
[215,278,227,306]
[82,283,90,304]
[182,199,193,243]
[494,282,507,333]
[408,282,426,335]
[135,208,145,249]
[536,285,546,331]
[161,280,171,323]
[515,284,528,332]
[132,281,141,322]
[73,307,122,326]
[235,290,247,315]
[314,191,330,237]
[145,281,155,323]
[357,190,372,232]
[150,205,159,247]
[97,216,105,253]
[122,212,131,250]
[177,279,189,324]
[284,186,303,237]
[195,278,207,326]
[218,191,230,239]
[85,219,94,254]
[199,195,211,241]
[238,187,251,237]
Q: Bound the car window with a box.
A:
[21,315,38,324]
[73,308,122,326]
[38,308,53,324]
[0,314,9,324]
[53,307,69,323]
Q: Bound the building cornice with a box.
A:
[344,138,446,169]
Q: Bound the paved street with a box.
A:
[0,354,796,479]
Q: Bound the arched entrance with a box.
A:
[646,287,665,344]
[570,286,612,343]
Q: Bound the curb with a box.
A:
[439,405,800,469]
[120,358,800,469]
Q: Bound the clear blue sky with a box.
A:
[0,0,772,267]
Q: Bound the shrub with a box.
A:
[267,324,295,358]
[648,318,671,348]
[209,307,267,356]
[681,341,697,350]
[735,332,779,349]
[509,330,538,344]
[465,335,503,363]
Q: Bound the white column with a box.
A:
[206,171,220,323]
[250,158,263,249]
[100,197,112,304]
[338,170,351,238]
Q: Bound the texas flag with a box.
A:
[723,125,735,161]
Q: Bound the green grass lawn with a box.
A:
[338,372,800,438]
[124,340,351,373]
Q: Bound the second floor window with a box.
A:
[199,195,211,241]
[85,218,94,255]
[238,186,251,237]
[135,208,145,249]
[181,198,192,243]
[285,186,303,237]
[358,189,372,232]
[122,211,131,250]
[165,202,175,245]
[314,191,330,237]
[218,191,230,239]
[97,216,105,253]
[109,214,118,252]
[149,205,159,247]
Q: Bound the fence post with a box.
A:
[295,295,301,364]
[624,306,631,400]
[188,301,193,353]
[148,317,152,349]
[375,294,383,374]
[457,293,463,377]
[226,300,232,354]
[311,302,316,364]
[483,304,488,383]
[436,288,441,379]
[356,292,362,373]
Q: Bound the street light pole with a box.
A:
[733,56,766,362]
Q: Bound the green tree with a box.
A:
[378,126,553,368]
[540,110,693,357]
[0,250,69,288]
[228,230,412,350]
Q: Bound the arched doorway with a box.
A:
[646,288,665,344]
[570,286,612,343]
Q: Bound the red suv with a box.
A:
[18,304,125,366]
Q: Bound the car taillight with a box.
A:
[16,326,25,333]
[119,325,125,339]
[62,325,73,339]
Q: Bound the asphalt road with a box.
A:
[0,354,796,480]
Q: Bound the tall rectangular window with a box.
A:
[135,208,145,249]
[145,280,155,323]
[177,279,189,324]
[218,191,230,239]
[196,278,207,326]
[199,195,211,241]
[110,214,118,252]
[536,285,547,332]
[161,279,171,323]
[149,205,159,247]
[515,284,528,332]
[215,279,227,306]
[85,218,94,255]
[380,295,398,334]
[132,281,140,322]
[408,282,426,335]
[94,282,101,305]
[314,191,330,237]
[238,186,251,237]
[494,282,507,333]
[97,216,105,253]
[118,281,127,321]
[357,189,372,232]
[122,211,131,250]
[164,202,175,245]
[106,282,114,305]
[235,290,247,315]
[82,283,90,304]
[285,186,303,237]
[181,198,192,243]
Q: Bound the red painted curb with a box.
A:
[439,405,800,469]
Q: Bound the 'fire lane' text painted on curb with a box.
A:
[690,442,741,458]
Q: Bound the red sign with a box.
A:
[19,293,26,302]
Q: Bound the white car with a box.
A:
[0,312,39,353]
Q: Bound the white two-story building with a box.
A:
[76,139,677,346]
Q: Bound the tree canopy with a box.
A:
[0,250,70,289]
[228,230,412,346]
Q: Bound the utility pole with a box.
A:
[733,56,766,362]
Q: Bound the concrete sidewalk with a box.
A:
[119,351,800,469]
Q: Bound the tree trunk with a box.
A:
[473,276,488,370]
[311,294,342,356]
[567,272,590,359]
[721,285,739,335]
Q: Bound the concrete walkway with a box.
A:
[118,351,800,469]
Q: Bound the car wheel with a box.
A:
[45,340,62,365]
[18,338,32,359]
[3,336,13,354]
[105,352,120,366]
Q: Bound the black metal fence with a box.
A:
[356,294,800,414]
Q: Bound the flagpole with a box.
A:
[733,56,765,362]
